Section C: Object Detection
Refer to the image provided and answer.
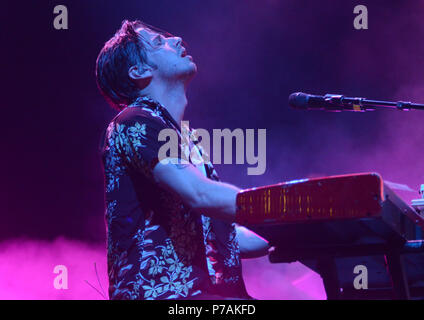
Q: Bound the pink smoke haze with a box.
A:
[0,238,325,300]
[0,238,108,300]
[242,257,326,300]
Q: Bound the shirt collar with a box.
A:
[129,96,182,131]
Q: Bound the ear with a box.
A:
[128,64,153,82]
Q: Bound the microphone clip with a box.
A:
[324,94,368,112]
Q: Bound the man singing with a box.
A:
[95,20,269,300]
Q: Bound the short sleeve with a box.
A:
[112,108,172,179]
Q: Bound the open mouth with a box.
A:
[181,48,187,57]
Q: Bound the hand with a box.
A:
[236,225,270,259]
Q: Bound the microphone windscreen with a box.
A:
[288,92,309,109]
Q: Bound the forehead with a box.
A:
[136,27,158,42]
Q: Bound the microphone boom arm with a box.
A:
[289,92,424,112]
[326,94,424,112]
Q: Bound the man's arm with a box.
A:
[236,225,270,259]
[153,161,239,222]
[153,161,270,257]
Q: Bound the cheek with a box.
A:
[152,51,178,68]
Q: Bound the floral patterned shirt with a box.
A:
[101,96,249,300]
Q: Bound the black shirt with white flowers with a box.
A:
[101,96,249,300]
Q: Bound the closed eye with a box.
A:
[153,35,163,46]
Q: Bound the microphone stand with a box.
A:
[323,94,424,112]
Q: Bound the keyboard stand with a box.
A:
[269,240,424,300]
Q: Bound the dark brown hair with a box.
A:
[95,20,168,110]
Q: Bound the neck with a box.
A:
[142,80,188,123]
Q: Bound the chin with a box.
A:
[180,62,197,80]
[188,61,197,74]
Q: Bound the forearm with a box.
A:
[153,162,241,222]
[236,225,270,259]
[192,179,270,257]
[191,179,240,222]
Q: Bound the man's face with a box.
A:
[137,28,197,82]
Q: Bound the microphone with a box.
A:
[289,92,424,112]
[288,92,368,112]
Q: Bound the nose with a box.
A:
[173,36,182,48]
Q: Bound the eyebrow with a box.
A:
[137,29,160,48]
[139,27,188,48]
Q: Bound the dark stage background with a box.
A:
[1,0,423,299]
